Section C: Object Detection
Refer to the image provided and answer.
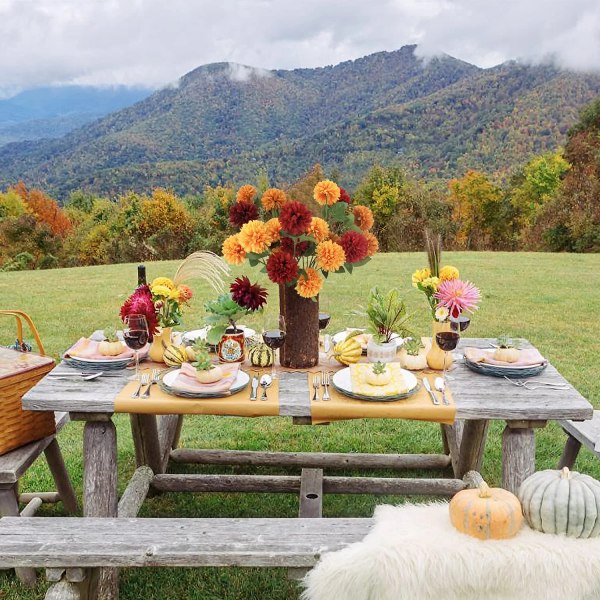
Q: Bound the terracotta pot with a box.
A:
[426,321,454,370]
[279,284,319,369]
[218,328,245,363]
[148,327,172,363]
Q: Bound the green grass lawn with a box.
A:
[0,252,599,599]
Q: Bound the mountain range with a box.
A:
[0,45,598,199]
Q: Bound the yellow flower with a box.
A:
[308,217,329,242]
[295,267,323,298]
[222,234,247,265]
[168,288,181,301]
[439,265,460,281]
[261,188,287,211]
[352,205,374,231]
[316,240,346,272]
[421,276,440,292]
[238,220,270,254]
[365,232,379,256]
[313,180,340,206]
[151,277,175,290]
[411,268,431,287]
[236,184,257,203]
[264,217,281,244]
[151,284,173,298]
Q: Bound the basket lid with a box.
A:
[0,347,55,380]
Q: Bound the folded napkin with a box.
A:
[464,347,546,367]
[173,362,241,394]
[350,362,413,396]
[64,337,137,360]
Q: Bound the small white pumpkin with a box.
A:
[365,362,392,386]
[98,340,123,356]
[518,467,600,538]
[494,347,520,363]
[195,365,223,384]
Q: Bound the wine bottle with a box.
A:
[137,264,146,287]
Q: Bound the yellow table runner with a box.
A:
[114,371,279,416]
[310,370,456,425]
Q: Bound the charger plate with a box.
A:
[465,357,547,378]
[332,367,419,402]
[159,367,249,399]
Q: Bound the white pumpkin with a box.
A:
[518,467,600,538]
[98,340,123,356]
[398,348,428,371]
[494,347,520,363]
[365,363,392,386]
[195,366,223,384]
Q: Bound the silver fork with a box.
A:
[141,368,161,398]
[131,373,149,398]
[503,376,568,390]
[312,374,321,402]
[321,371,331,401]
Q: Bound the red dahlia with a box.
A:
[279,201,312,236]
[339,230,369,263]
[265,251,299,284]
[119,285,159,336]
[229,200,259,228]
[280,237,310,257]
[339,187,352,204]
[230,276,268,311]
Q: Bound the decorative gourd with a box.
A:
[518,467,600,538]
[98,327,123,356]
[398,337,427,370]
[449,480,522,540]
[163,344,188,367]
[365,362,392,386]
[248,343,274,367]
[193,345,223,383]
[184,346,196,362]
[494,335,520,363]
[332,336,362,365]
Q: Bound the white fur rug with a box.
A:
[301,503,600,600]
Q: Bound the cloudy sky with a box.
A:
[0,0,599,96]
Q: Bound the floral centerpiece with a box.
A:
[221,181,378,368]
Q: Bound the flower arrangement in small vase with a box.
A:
[412,232,481,370]
[220,181,378,368]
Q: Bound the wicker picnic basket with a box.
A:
[0,310,56,456]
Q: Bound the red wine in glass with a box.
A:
[436,331,460,351]
[263,329,286,350]
[123,330,148,350]
[450,316,470,332]
[318,312,331,330]
[123,314,148,378]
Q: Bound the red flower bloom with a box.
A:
[280,236,310,257]
[339,187,352,204]
[120,285,160,336]
[229,200,259,228]
[339,231,369,263]
[265,251,299,284]
[230,276,268,311]
[279,201,312,236]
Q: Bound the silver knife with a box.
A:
[250,372,259,401]
[423,377,439,405]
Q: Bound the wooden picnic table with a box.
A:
[21,336,593,598]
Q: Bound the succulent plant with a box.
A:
[192,343,213,371]
[496,335,520,350]
[372,361,387,375]
[403,337,424,356]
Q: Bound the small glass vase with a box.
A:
[366,339,397,363]
[148,326,172,363]
[426,321,454,370]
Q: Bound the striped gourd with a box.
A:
[163,344,187,367]
[248,343,273,367]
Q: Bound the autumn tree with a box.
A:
[13,182,72,237]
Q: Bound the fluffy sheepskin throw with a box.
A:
[301,502,600,600]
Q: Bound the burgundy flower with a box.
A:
[339,230,369,263]
[339,187,352,204]
[120,285,159,336]
[280,236,310,257]
[229,200,259,228]
[230,276,268,311]
[266,251,299,284]
[279,201,312,236]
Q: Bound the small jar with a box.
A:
[366,339,397,363]
[217,328,245,363]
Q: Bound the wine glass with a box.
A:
[435,329,460,387]
[262,314,286,380]
[450,315,470,332]
[123,314,149,379]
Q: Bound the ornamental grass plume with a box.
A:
[434,279,481,319]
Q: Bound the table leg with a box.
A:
[83,416,118,600]
[456,419,489,478]
[502,423,536,494]
[130,414,163,474]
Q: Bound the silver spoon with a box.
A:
[260,374,272,401]
[434,377,449,405]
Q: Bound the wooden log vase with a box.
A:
[279,284,319,369]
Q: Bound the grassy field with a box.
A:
[0,252,599,599]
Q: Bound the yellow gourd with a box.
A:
[449,480,522,540]
[332,337,362,365]
[163,344,188,367]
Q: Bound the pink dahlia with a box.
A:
[434,279,481,319]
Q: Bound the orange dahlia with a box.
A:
[295,267,323,298]
[353,205,374,231]
[308,217,329,242]
[238,220,270,254]
[313,180,340,206]
[236,184,257,203]
[265,217,281,244]
[261,188,287,211]
[222,234,247,265]
[365,232,379,257]
[439,265,460,281]
[316,240,346,272]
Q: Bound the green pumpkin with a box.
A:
[248,343,273,367]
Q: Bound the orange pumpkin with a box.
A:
[449,481,523,540]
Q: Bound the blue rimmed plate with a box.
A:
[331,367,419,402]
[464,358,547,378]
[159,367,250,399]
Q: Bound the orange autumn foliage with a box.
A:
[14,181,72,237]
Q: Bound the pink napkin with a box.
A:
[64,337,147,360]
[464,347,546,367]
[173,362,241,394]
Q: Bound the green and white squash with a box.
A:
[518,467,600,538]
[248,342,274,367]
[163,344,188,367]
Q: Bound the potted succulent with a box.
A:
[353,287,411,363]
[365,361,392,386]
[494,335,521,363]
[192,343,223,384]
[398,337,428,371]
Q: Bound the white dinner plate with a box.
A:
[160,368,250,398]
[182,326,257,345]
[332,366,418,401]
